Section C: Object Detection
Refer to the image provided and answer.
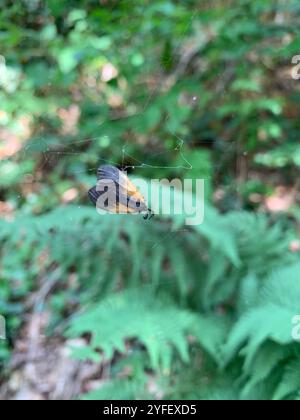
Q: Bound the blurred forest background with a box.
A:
[1,0,300,400]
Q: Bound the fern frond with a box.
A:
[68,288,227,372]
[224,263,300,365]
[68,289,192,371]
[273,359,300,400]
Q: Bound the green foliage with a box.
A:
[1,202,299,399]
[69,289,196,371]
[1,0,300,401]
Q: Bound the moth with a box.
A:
[88,165,154,220]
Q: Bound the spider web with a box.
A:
[1,8,233,252]
[7,7,237,191]
[19,11,198,177]
[16,11,200,251]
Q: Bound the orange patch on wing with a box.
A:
[116,203,131,214]
[125,178,146,203]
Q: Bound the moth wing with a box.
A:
[125,177,146,202]
[116,202,132,214]
[116,171,147,205]
[97,165,146,203]
[97,165,122,181]
[94,165,151,215]
[88,183,119,213]
[118,189,148,214]
[128,194,148,214]
[88,186,99,206]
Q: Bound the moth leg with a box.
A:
[144,209,154,220]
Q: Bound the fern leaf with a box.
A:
[273,359,300,400]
